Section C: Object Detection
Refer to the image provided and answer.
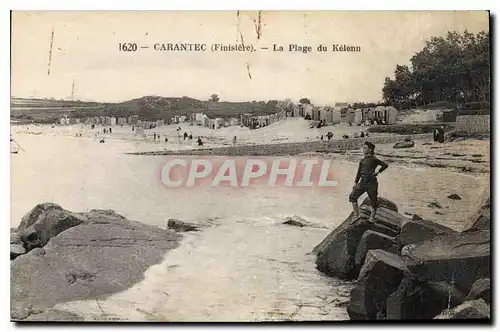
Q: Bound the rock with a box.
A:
[411,214,423,221]
[427,201,443,209]
[17,203,64,230]
[447,194,462,200]
[401,230,490,293]
[11,231,26,260]
[22,309,84,321]
[354,230,399,268]
[11,209,181,320]
[386,279,466,320]
[361,196,398,212]
[465,278,490,304]
[397,219,457,247]
[435,211,444,215]
[19,208,88,252]
[167,218,200,232]
[315,206,405,279]
[463,196,490,232]
[471,154,483,157]
[403,212,412,216]
[422,142,432,145]
[435,299,490,319]
[88,209,126,219]
[393,141,415,149]
[347,250,410,320]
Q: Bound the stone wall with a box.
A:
[455,115,490,134]
[132,133,433,156]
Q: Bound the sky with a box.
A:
[11,11,489,104]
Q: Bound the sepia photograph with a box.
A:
[10,10,491,322]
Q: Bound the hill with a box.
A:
[11,96,281,123]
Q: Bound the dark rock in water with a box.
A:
[362,196,398,212]
[393,141,415,149]
[386,279,465,320]
[11,231,26,260]
[463,196,490,232]
[282,216,325,228]
[422,142,432,145]
[347,250,410,320]
[471,154,483,157]
[403,212,412,216]
[451,153,466,157]
[283,215,309,227]
[314,205,405,279]
[435,299,490,320]
[167,218,200,232]
[435,211,444,215]
[401,230,490,293]
[11,208,180,321]
[18,207,88,252]
[22,309,84,322]
[465,278,490,304]
[447,194,462,200]
[411,214,423,221]
[427,201,443,209]
[397,219,457,247]
[354,230,398,268]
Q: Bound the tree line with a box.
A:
[382,30,490,110]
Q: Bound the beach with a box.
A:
[10,120,489,321]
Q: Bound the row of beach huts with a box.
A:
[58,103,399,130]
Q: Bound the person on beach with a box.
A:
[233,136,237,145]
[349,141,388,223]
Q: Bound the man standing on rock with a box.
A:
[349,141,388,223]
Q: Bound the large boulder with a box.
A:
[465,278,490,304]
[11,210,181,321]
[393,141,415,149]
[386,278,466,320]
[315,205,405,279]
[17,204,88,252]
[397,219,457,247]
[435,299,490,320]
[401,230,490,293]
[11,231,26,260]
[347,250,411,320]
[17,203,64,230]
[354,230,399,268]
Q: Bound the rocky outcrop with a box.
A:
[11,204,181,321]
[314,194,491,321]
[17,203,88,251]
[354,230,399,268]
[314,199,405,279]
[401,230,490,293]
[463,196,490,232]
[465,278,490,304]
[397,219,457,247]
[435,299,490,320]
[347,250,410,320]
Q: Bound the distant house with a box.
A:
[373,106,398,124]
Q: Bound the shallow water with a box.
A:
[11,132,488,321]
